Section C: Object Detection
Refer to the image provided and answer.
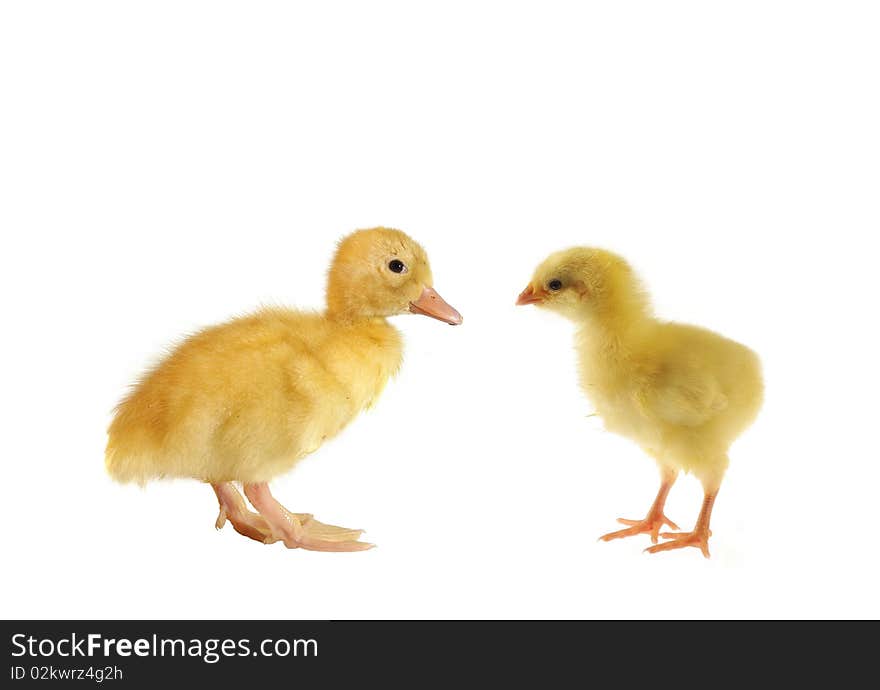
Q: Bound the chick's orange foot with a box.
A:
[645,531,711,558]
[600,513,680,545]
[243,483,374,552]
[645,491,718,558]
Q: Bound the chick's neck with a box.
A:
[578,300,653,362]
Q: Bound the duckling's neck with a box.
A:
[324,311,404,367]
[316,310,404,410]
[325,310,392,330]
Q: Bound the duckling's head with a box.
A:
[516,247,650,323]
[327,227,462,325]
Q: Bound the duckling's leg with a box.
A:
[600,468,680,544]
[646,489,717,559]
[243,482,374,552]
[212,483,278,544]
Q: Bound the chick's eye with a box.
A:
[388,259,407,274]
[548,279,563,291]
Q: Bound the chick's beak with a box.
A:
[409,286,463,325]
[516,284,545,306]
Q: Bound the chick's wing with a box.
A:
[635,357,728,428]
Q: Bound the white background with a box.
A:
[2,2,878,619]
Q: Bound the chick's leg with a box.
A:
[600,468,680,544]
[243,482,374,552]
[212,483,277,544]
[647,489,717,559]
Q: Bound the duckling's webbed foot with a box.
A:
[243,482,374,552]
[212,482,278,544]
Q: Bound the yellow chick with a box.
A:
[106,227,462,552]
[517,248,762,557]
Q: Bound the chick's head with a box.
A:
[327,227,462,324]
[517,247,650,321]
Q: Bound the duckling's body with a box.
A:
[106,227,461,552]
[107,309,403,485]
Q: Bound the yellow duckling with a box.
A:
[106,227,461,551]
[518,247,762,557]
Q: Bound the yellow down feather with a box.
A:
[525,247,763,490]
[105,227,438,485]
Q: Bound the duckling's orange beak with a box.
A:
[409,287,463,325]
[516,284,545,305]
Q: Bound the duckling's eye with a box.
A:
[388,259,407,274]
[548,279,563,291]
